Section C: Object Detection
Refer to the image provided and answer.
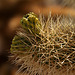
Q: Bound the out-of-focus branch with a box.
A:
[23,5,75,17]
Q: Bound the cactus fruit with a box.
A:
[10,12,75,75]
[21,12,41,35]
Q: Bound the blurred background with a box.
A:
[0,0,75,75]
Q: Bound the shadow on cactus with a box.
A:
[10,12,75,75]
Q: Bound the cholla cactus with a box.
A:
[10,12,75,75]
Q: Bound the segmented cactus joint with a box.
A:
[10,12,75,74]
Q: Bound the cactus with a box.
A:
[10,12,75,75]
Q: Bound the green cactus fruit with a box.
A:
[21,12,41,35]
[10,12,75,75]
